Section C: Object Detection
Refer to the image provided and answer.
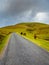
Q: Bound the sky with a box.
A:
[0,0,49,27]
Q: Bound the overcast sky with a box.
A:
[0,0,49,27]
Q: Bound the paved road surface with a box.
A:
[0,33,49,65]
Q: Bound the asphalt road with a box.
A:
[0,33,49,65]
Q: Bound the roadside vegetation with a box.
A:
[0,29,12,54]
[16,22,49,52]
[0,22,49,53]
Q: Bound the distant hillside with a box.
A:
[0,22,49,41]
[0,22,49,53]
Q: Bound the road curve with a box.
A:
[0,33,49,65]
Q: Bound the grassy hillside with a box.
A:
[0,22,49,52]
[19,22,49,40]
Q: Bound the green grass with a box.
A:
[31,39,49,52]
[17,32,49,52]
[0,34,11,54]
[0,22,49,52]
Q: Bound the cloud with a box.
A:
[33,12,49,23]
[0,0,49,27]
[0,0,49,17]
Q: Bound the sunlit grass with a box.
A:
[0,22,49,53]
[0,34,11,54]
[17,32,49,52]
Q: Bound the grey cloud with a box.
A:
[5,0,36,15]
[0,0,49,18]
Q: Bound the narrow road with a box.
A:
[0,33,49,65]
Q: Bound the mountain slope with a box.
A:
[0,22,49,40]
[0,22,49,53]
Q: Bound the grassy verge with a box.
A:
[17,32,49,52]
[0,34,11,55]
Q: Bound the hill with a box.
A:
[1,22,49,40]
[0,22,49,52]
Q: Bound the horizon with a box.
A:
[0,22,49,28]
[0,0,49,27]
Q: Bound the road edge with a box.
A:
[0,34,11,60]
